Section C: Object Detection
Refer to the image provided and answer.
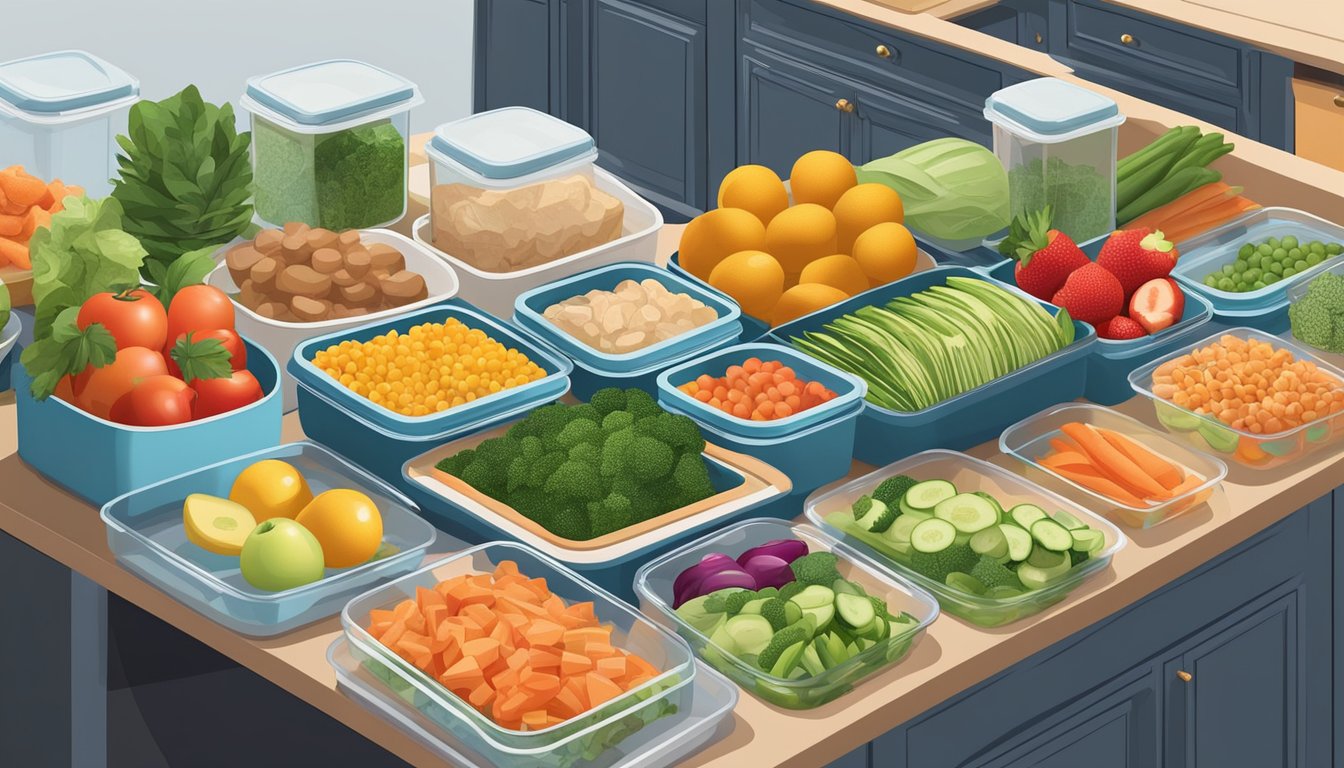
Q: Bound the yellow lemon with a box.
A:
[295,489,384,569]
[183,494,256,556]
[832,183,905,252]
[709,250,786,320]
[772,283,850,327]
[799,254,870,297]
[229,459,314,522]
[852,222,919,287]
[765,203,838,278]
[789,150,857,209]
[677,208,767,280]
[718,165,789,225]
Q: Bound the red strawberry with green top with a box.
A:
[1097,315,1148,340]
[998,205,1091,301]
[1051,263,1125,326]
[1096,228,1180,299]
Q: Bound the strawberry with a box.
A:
[998,205,1090,300]
[1097,315,1148,340]
[1129,277,1186,334]
[1096,228,1180,299]
[1051,263,1125,326]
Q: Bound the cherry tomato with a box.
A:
[191,370,264,419]
[77,288,167,351]
[165,285,235,349]
[109,375,196,427]
[165,329,247,377]
[74,347,169,420]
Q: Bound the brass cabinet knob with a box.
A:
[1334,94,1344,108]
[835,98,855,113]
[1035,32,1044,44]
[1176,670,1193,682]
[876,44,893,59]
[1120,33,1136,45]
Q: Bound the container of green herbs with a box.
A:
[240,60,423,231]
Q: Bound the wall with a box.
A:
[7,0,474,133]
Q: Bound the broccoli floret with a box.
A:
[755,587,780,600]
[778,581,806,601]
[568,404,601,424]
[672,452,716,499]
[909,544,978,583]
[555,418,602,450]
[702,589,743,613]
[588,387,629,416]
[548,506,592,540]
[626,436,675,481]
[1290,272,1344,353]
[459,457,506,497]
[435,448,475,476]
[521,403,572,441]
[519,435,543,459]
[873,475,918,507]
[851,495,876,521]
[757,625,809,673]
[624,388,662,420]
[600,427,637,477]
[523,451,566,489]
[505,487,550,521]
[474,436,522,468]
[505,455,530,492]
[723,590,757,615]
[543,460,606,502]
[586,492,634,537]
[568,442,601,467]
[601,409,635,434]
[970,555,1022,590]
[636,412,706,455]
[760,598,790,631]
[790,552,842,587]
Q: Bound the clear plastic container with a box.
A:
[634,519,939,709]
[1128,327,1344,470]
[805,450,1126,627]
[999,404,1227,528]
[1286,259,1344,360]
[341,543,696,766]
[984,78,1124,244]
[240,60,423,231]
[0,50,139,198]
[99,441,440,636]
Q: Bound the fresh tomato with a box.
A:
[191,370,264,419]
[166,329,247,377]
[73,346,169,420]
[109,375,196,427]
[165,285,235,350]
[77,288,167,351]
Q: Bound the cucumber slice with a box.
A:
[910,518,958,554]
[1027,547,1068,569]
[1197,421,1240,453]
[934,493,999,534]
[724,614,775,655]
[972,490,1004,518]
[884,514,922,544]
[903,479,957,511]
[768,641,807,678]
[1000,523,1033,562]
[1009,503,1048,530]
[970,526,1009,559]
[1070,529,1105,553]
[945,571,986,595]
[739,598,769,615]
[789,584,835,609]
[1030,518,1073,552]
[1015,564,1054,590]
[800,644,826,676]
[898,498,935,520]
[1155,401,1201,432]
[1051,509,1086,531]
[836,593,877,629]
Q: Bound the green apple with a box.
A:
[239,519,326,591]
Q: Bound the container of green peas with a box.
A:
[1171,208,1344,333]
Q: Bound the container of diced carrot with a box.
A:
[1128,328,1344,470]
[341,542,696,767]
[1000,403,1228,528]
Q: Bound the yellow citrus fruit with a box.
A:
[789,150,857,209]
[229,460,314,522]
[677,208,768,280]
[799,254,870,297]
[852,222,919,286]
[709,250,785,320]
[295,489,384,568]
[772,283,850,327]
[718,165,789,226]
[832,183,905,252]
[765,203,838,277]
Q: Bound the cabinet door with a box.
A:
[475,0,557,113]
[850,83,990,164]
[739,45,854,180]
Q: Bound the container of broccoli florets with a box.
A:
[240,60,423,231]
[985,78,1124,244]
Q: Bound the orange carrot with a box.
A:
[1059,422,1167,498]
[1050,464,1150,507]
[0,167,48,207]
[1165,198,1260,243]
[0,237,30,269]
[1097,428,1183,490]
[1126,182,1233,230]
[1040,450,1092,469]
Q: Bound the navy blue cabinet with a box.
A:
[738,44,852,175]
[474,0,562,114]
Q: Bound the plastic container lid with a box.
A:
[243,60,420,127]
[429,107,597,181]
[0,50,138,114]
[984,78,1124,143]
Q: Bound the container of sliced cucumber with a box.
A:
[805,450,1125,628]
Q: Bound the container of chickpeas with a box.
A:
[1128,328,1344,470]
[288,302,573,479]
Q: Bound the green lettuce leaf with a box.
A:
[857,138,1010,242]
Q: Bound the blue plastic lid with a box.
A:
[0,50,138,113]
[985,78,1119,136]
[430,107,595,181]
[245,60,418,126]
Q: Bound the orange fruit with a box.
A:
[772,283,850,326]
[765,203,838,278]
[832,183,904,252]
[677,208,767,280]
[789,150,857,209]
[799,254,870,296]
[709,250,785,320]
[718,165,789,226]
[229,459,314,522]
[295,489,384,568]
[851,222,919,287]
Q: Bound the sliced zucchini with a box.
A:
[970,526,1009,559]
[1070,528,1105,553]
[910,518,958,554]
[1051,509,1086,531]
[898,497,935,520]
[884,514,923,544]
[903,479,957,512]
[1000,523,1033,562]
[1030,518,1074,552]
[1027,547,1068,569]
[945,571,986,595]
[1009,503,1049,530]
[933,493,999,534]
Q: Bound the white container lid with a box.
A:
[984,78,1124,143]
[428,107,597,182]
[0,50,138,116]
[242,59,421,129]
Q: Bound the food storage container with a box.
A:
[0,50,139,198]
[208,228,460,411]
[766,266,1095,466]
[0,311,20,391]
[342,543,697,768]
[240,60,422,231]
[635,519,939,709]
[400,420,793,598]
[1000,404,1227,528]
[984,78,1124,245]
[15,338,282,506]
[290,301,572,480]
[100,441,441,636]
[1128,327,1344,470]
[656,342,865,494]
[328,637,738,768]
[412,165,662,319]
[1170,208,1344,334]
[807,450,1125,627]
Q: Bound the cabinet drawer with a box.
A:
[1070,60,1241,133]
[1294,75,1344,172]
[1066,0,1241,92]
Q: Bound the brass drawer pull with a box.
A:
[1176,670,1193,682]
[835,98,855,113]
[1120,33,1136,45]
[876,44,892,59]
[1334,94,1344,108]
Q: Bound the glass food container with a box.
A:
[984,77,1124,244]
[240,60,422,230]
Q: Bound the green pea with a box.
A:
[1273,248,1289,261]
[1295,260,1309,272]
[1233,260,1247,273]
[1264,272,1281,284]
[1248,254,1263,268]
[1288,248,1303,260]
[1284,268,1297,278]
[1328,243,1343,255]
[1270,262,1285,275]
[1307,253,1323,266]
[1222,263,1236,275]
[1282,235,1299,249]
[1204,274,1219,287]
[1309,242,1326,255]
[1246,267,1262,281]
[1258,244,1274,258]
[1268,237,1282,249]
[1218,277,1236,291]
[1253,280,1267,290]
[1238,243,1254,259]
